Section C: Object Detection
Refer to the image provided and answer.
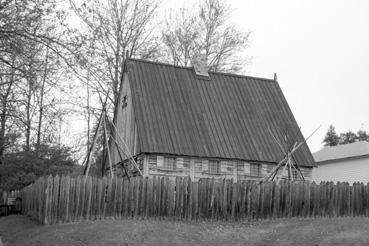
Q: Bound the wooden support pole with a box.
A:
[102,114,114,178]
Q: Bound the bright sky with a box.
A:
[164,0,369,152]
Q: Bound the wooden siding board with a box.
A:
[126,59,315,167]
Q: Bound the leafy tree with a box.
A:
[339,131,358,145]
[0,144,81,190]
[161,0,250,73]
[322,126,369,147]
[322,125,340,146]
[357,130,369,142]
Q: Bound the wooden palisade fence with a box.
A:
[19,175,369,224]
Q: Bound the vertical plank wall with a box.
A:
[18,175,369,224]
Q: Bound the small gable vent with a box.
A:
[192,55,210,79]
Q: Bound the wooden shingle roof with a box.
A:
[127,59,315,167]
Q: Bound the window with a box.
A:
[183,158,190,169]
[164,157,176,170]
[292,169,300,180]
[137,157,144,171]
[194,159,202,172]
[148,156,157,168]
[237,162,245,174]
[250,163,261,177]
[208,160,221,174]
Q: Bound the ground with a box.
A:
[1,216,369,246]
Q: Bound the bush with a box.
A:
[0,144,82,190]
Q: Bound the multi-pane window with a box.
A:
[194,159,202,172]
[148,156,157,168]
[237,162,245,174]
[250,163,261,177]
[164,157,176,170]
[137,157,144,171]
[183,158,190,169]
[208,160,221,174]
[292,168,300,180]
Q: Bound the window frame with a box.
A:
[163,156,177,170]
[250,163,261,177]
[208,160,221,174]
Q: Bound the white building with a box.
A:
[313,141,369,184]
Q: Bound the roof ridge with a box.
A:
[128,58,275,82]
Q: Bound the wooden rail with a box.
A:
[19,175,369,224]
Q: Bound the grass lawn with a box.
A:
[1,215,369,246]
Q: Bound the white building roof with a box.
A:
[313,141,369,163]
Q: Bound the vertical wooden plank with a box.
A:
[44,175,53,224]
[84,176,92,220]
[69,177,76,222]
[100,176,106,219]
[64,176,71,222]
[107,177,114,218]
[122,178,129,218]
[136,177,142,218]
[128,177,134,218]
[73,177,80,222]
[273,182,279,219]
[91,177,98,220]
[79,177,86,221]
[193,180,199,220]
[116,178,123,218]
[146,177,153,217]
[96,178,103,219]
[58,176,65,223]
[111,177,118,218]
[174,177,180,218]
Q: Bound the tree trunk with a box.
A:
[36,47,49,154]
[0,62,15,164]
[25,80,32,152]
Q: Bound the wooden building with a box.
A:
[313,141,369,184]
[110,58,315,181]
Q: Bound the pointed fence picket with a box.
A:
[6,175,369,224]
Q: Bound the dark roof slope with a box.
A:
[314,141,369,163]
[127,59,315,167]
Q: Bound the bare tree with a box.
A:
[70,0,160,105]
[161,0,250,73]
[0,0,78,160]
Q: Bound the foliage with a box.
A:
[322,125,340,146]
[322,125,369,147]
[0,144,81,190]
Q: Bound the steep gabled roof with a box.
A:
[314,141,369,163]
[127,59,315,167]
